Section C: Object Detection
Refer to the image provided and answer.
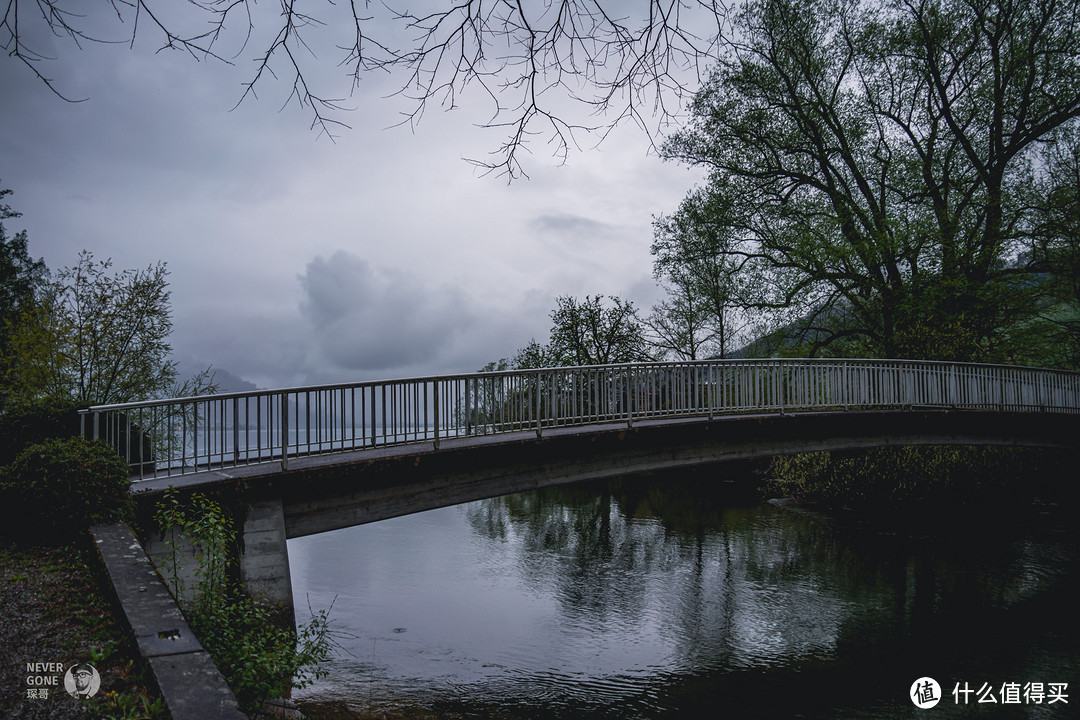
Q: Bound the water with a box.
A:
[288,473,1079,718]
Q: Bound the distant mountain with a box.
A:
[207,367,259,393]
[177,362,259,393]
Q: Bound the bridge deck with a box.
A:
[128,416,678,494]
[125,407,1080,541]
[88,358,1079,491]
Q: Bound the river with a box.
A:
[288,468,1078,719]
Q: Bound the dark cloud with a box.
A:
[529,213,611,238]
[300,251,474,372]
[1,18,703,391]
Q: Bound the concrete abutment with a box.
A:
[140,495,296,627]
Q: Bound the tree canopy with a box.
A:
[4,251,214,406]
[0,184,48,409]
[660,0,1080,362]
[0,185,47,355]
[492,294,654,371]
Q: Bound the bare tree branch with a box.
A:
[2,0,729,177]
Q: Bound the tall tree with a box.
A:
[651,187,757,357]
[0,184,48,409]
[0,185,47,350]
[6,251,212,405]
[645,279,717,361]
[662,0,1080,360]
[547,295,655,366]
[1030,129,1080,367]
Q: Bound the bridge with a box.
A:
[80,358,1080,618]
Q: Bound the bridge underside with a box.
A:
[130,408,1080,618]
[133,408,1080,540]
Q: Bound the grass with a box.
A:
[0,539,168,720]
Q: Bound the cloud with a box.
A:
[529,212,612,239]
[299,251,478,373]
[1,14,706,392]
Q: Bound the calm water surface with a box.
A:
[288,475,1079,718]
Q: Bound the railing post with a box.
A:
[233,397,240,466]
[627,365,634,428]
[843,361,849,410]
[433,380,441,450]
[777,359,785,413]
[280,392,289,471]
[708,363,715,420]
[192,402,198,471]
[465,377,472,436]
[535,371,543,438]
[551,371,559,427]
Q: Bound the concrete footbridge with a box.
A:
[81,358,1080,616]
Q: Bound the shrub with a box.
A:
[155,489,331,713]
[0,396,81,466]
[0,437,135,544]
[769,445,1056,512]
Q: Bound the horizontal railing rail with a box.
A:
[79,358,1080,481]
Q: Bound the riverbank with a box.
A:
[0,540,167,720]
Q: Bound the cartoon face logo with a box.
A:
[64,663,100,699]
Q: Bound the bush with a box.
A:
[0,396,81,466]
[155,489,331,714]
[0,437,135,544]
[769,445,1061,512]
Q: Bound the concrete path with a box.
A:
[91,523,247,720]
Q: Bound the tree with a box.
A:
[0,185,47,354]
[6,251,213,406]
[1030,129,1080,368]
[512,340,560,370]
[547,295,655,365]
[651,186,756,357]
[0,184,48,409]
[3,1,726,178]
[645,283,716,360]
[662,0,1080,361]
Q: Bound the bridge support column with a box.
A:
[142,496,296,628]
[239,497,296,628]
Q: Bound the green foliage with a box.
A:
[154,489,331,714]
[3,251,214,406]
[1030,129,1080,369]
[512,339,558,370]
[492,295,654,371]
[769,446,1063,511]
[0,437,134,544]
[547,295,654,366]
[891,320,979,362]
[662,0,1080,361]
[85,689,168,720]
[650,188,752,359]
[153,490,234,611]
[0,183,49,411]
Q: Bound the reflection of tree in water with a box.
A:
[463,469,1077,689]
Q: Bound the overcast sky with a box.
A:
[1,6,706,391]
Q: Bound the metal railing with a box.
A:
[79,358,1080,481]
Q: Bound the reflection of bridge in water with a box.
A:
[81,358,1080,617]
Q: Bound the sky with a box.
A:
[1,4,707,391]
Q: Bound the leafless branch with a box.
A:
[4,0,729,176]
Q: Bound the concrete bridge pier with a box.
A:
[141,496,296,628]
[238,498,296,627]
